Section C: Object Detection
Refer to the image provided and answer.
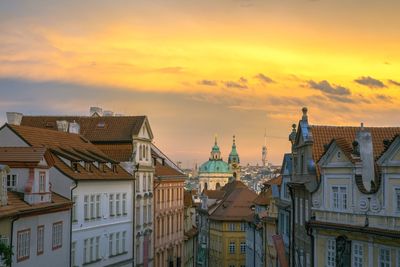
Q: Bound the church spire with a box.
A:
[210,135,221,160]
[228,135,240,164]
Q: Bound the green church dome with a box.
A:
[199,160,231,173]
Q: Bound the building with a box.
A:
[0,147,72,267]
[152,148,186,267]
[246,176,282,267]
[307,123,400,266]
[198,137,238,192]
[183,190,198,267]
[276,154,292,265]
[0,123,135,267]
[18,108,155,266]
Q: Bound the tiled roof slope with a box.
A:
[5,124,132,180]
[95,143,133,162]
[155,164,185,177]
[202,190,225,199]
[311,125,400,164]
[253,190,271,206]
[21,116,146,142]
[0,191,71,219]
[209,180,257,221]
[0,147,46,163]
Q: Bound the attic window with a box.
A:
[72,162,78,172]
[97,121,105,128]
[337,151,341,159]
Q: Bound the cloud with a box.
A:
[154,66,184,73]
[354,76,386,88]
[225,81,247,89]
[198,79,218,86]
[239,77,248,83]
[254,73,274,83]
[376,94,392,102]
[388,79,400,87]
[307,80,351,95]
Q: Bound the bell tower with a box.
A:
[228,135,241,180]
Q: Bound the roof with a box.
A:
[184,190,193,207]
[20,115,147,142]
[0,147,49,167]
[0,191,71,219]
[311,125,400,166]
[95,143,133,162]
[199,159,231,174]
[253,190,271,206]
[202,190,226,199]
[209,180,258,221]
[3,124,132,180]
[155,163,185,177]
[264,175,282,187]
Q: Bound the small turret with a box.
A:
[210,135,221,160]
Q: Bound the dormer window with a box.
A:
[6,174,17,191]
[336,151,341,159]
[72,162,78,172]
[97,121,105,128]
[112,164,118,173]
[85,163,91,172]
[39,172,46,193]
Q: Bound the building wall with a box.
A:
[209,221,247,267]
[154,179,185,267]
[183,201,197,267]
[12,210,71,267]
[0,127,29,147]
[71,180,134,267]
[198,173,231,193]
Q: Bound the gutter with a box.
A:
[70,180,78,267]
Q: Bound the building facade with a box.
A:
[153,151,186,267]
[0,123,135,267]
[183,190,198,267]
[19,107,155,266]
[0,147,72,267]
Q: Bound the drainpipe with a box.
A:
[253,221,256,267]
[132,163,139,267]
[288,185,295,267]
[306,223,314,267]
[70,180,78,267]
[10,215,20,267]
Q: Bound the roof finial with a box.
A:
[264,129,267,146]
[302,107,308,121]
[214,134,218,145]
[233,135,236,145]
[361,122,364,131]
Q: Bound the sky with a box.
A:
[0,0,400,168]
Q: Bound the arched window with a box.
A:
[204,182,208,190]
[139,145,143,160]
[216,183,221,190]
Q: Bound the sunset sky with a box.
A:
[1,0,399,167]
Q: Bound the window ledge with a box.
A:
[109,252,128,258]
[83,259,102,265]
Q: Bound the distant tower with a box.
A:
[262,129,267,167]
[228,135,241,180]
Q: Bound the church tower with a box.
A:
[228,135,241,180]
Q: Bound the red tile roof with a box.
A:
[95,143,133,162]
[21,116,146,142]
[253,190,271,206]
[0,147,52,168]
[209,181,258,221]
[155,164,185,177]
[4,124,132,180]
[0,191,71,219]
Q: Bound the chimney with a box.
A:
[302,107,308,121]
[356,123,374,191]
[0,165,9,206]
[69,121,80,134]
[89,107,103,117]
[56,120,69,132]
[6,112,23,125]
[103,110,114,117]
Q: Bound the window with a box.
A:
[300,198,303,225]
[116,193,121,216]
[397,249,400,267]
[395,188,400,212]
[39,172,46,192]
[37,225,44,255]
[84,195,89,220]
[109,194,115,216]
[148,175,151,191]
[122,231,127,253]
[143,199,147,224]
[136,205,140,225]
[379,248,391,267]
[143,175,147,192]
[306,253,310,267]
[122,193,127,215]
[240,222,246,231]
[148,201,152,223]
[332,186,347,210]
[71,241,76,267]
[353,242,363,267]
[17,229,30,262]
[240,242,246,254]
[116,232,120,254]
[326,239,336,267]
[95,236,100,260]
[52,222,63,250]
[229,241,235,254]
[96,194,101,218]
[90,195,95,219]
[84,239,89,263]
[305,199,309,222]
[229,223,235,231]
[72,196,78,222]
[6,174,17,190]
[295,197,299,224]
[109,233,114,256]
